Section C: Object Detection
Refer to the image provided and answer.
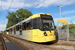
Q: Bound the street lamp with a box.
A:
[58,5,61,19]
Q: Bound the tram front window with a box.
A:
[43,20,55,31]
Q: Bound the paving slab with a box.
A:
[5,42,23,50]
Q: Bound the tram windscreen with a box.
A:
[41,15,55,30]
[43,20,55,30]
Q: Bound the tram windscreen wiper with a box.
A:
[44,27,55,31]
[49,28,55,30]
[44,27,51,31]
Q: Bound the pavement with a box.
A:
[5,42,23,50]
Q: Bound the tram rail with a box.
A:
[0,34,7,50]
[2,34,28,50]
[2,34,75,50]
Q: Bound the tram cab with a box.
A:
[29,13,57,43]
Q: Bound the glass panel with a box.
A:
[43,20,55,31]
[22,22,26,30]
[16,25,19,31]
[33,18,37,29]
[37,17,42,30]
[26,23,30,30]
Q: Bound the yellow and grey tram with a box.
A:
[5,13,58,43]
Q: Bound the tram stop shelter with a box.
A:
[57,19,69,41]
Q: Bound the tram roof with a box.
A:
[7,13,52,30]
[7,16,32,30]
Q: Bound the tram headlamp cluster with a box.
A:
[44,32,47,36]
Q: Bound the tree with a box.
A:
[6,12,18,28]
[6,8,32,29]
[16,8,32,21]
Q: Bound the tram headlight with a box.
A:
[44,32,47,36]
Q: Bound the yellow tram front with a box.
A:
[31,13,57,43]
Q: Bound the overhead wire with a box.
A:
[0,0,2,17]
[30,0,45,10]
[29,0,40,9]
[4,0,14,25]
[7,0,14,12]
[24,0,39,10]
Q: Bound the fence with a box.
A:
[69,29,75,37]
[57,29,75,41]
[58,29,69,40]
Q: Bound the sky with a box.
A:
[0,0,75,31]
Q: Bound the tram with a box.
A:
[5,13,58,43]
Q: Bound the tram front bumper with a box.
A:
[32,35,56,43]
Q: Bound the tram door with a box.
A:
[14,27,16,34]
[19,23,22,38]
[57,19,69,41]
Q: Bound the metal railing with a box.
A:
[0,34,7,50]
[57,28,75,41]
[69,29,75,37]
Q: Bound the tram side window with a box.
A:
[6,30,9,34]
[12,28,14,32]
[10,29,12,34]
[14,27,16,34]
[19,24,22,35]
[33,18,37,29]
[7,30,9,32]
[9,29,11,34]
[22,22,26,30]
[26,22,30,30]
[37,17,42,30]
[30,20,33,29]
[19,24,22,29]
[16,25,19,31]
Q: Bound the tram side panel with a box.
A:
[31,29,56,43]
[5,13,58,43]
[22,30,32,41]
[11,31,13,35]
[16,31,19,37]
[32,29,39,42]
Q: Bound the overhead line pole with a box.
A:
[58,5,61,19]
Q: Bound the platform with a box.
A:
[5,42,23,50]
